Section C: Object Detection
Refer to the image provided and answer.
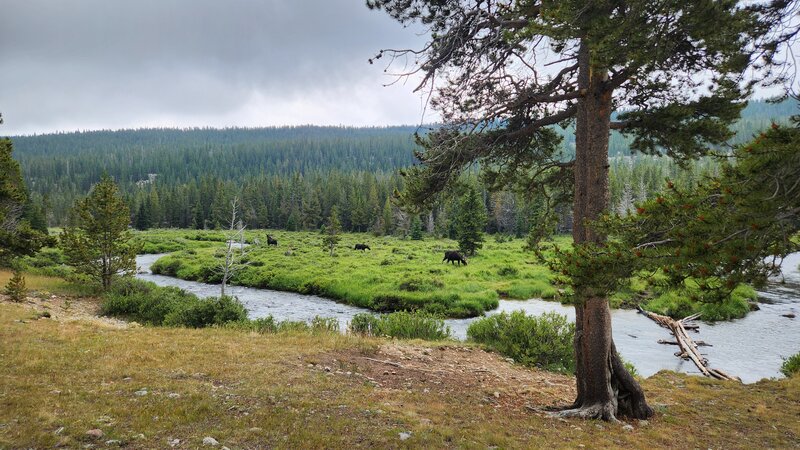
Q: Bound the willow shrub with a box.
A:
[349,311,451,340]
[467,311,575,373]
[101,278,246,327]
[782,352,800,377]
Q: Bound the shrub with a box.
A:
[101,279,246,328]
[781,352,800,377]
[349,313,381,336]
[349,311,451,340]
[311,316,340,334]
[467,311,575,373]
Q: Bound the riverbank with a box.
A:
[136,229,756,321]
[1,298,797,448]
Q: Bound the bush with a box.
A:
[311,316,340,334]
[781,352,800,377]
[497,266,519,277]
[467,311,575,373]
[349,313,381,336]
[349,311,451,340]
[163,295,248,328]
[101,278,246,328]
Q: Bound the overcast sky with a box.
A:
[0,0,433,135]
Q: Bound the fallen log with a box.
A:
[638,306,740,382]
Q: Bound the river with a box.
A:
[135,253,800,383]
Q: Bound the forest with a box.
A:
[9,99,797,235]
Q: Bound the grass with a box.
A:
[145,229,561,318]
[0,269,93,297]
[1,301,798,449]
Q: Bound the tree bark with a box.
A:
[556,42,653,421]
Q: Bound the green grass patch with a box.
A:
[349,311,451,340]
[467,311,575,373]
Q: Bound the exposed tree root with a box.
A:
[548,403,620,423]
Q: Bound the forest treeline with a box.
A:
[8,100,796,235]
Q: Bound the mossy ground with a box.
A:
[1,299,798,449]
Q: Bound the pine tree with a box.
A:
[60,175,138,290]
[454,186,486,256]
[322,205,342,256]
[3,269,26,302]
[409,215,424,240]
[0,138,50,263]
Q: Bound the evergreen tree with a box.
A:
[381,197,394,235]
[322,205,342,256]
[373,0,791,420]
[454,186,486,256]
[60,175,137,290]
[0,138,50,263]
[409,215,424,240]
[3,268,26,302]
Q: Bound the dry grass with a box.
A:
[0,300,798,449]
[0,269,90,297]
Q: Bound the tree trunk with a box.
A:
[557,43,653,421]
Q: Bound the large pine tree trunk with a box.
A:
[559,43,653,421]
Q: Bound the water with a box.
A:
[136,253,800,383]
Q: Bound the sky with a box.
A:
[0,0,433,135]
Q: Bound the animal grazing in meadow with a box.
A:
[354,243,371,251]
[443,250,467,266]
[267,235,278,246]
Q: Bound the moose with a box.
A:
[266,235,278,246]
[443,250,467,266]
[354,243,371,251]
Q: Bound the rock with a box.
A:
[504,357,515,364]
[782,313,796,318]
[122,377,132,382]
[622,424,635,432]
[202,436,219,446]
[323,366,331,372]
[398,431,412,441]
[133,433,146,440]
[167,393,180,399]
[54,426,65,435]
[493,391,500,398]
[167,438,181,447]
[248,427,263,432]
[51,389,62,395]
[85,429,104,439]
[638,420,649,426]
[105,440,122,446]
[134,389,148,396]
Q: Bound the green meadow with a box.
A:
[146,230,561,318]
[137,229,755,320]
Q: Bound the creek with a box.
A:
[136,253,800,383]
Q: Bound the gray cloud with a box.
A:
[0,0,432,135]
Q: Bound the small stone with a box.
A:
[398,431,412,441]
[422,349,430,355]
[167,393,180,399]
[167,438,181,447]
[493,391,500,398]
[391,371,397,375]
[638,420,649,426]
[202,436,219,446]
[504,357,515,364]
[122,377,132,382]
[85,429,104,439]
[323,366,331,372]
[383,370,389,375]
[221,447,230,450]
[134,389,148,396]
[54,426,65,435]
[51,389,62,395]
[249,427,263,432]
[105,440,122,446]
[133,433,145,440]
[622,424,635,432]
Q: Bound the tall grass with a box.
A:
[349,311,451,340]
[467,311,575,373]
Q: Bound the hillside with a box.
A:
[1,296,797,449]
